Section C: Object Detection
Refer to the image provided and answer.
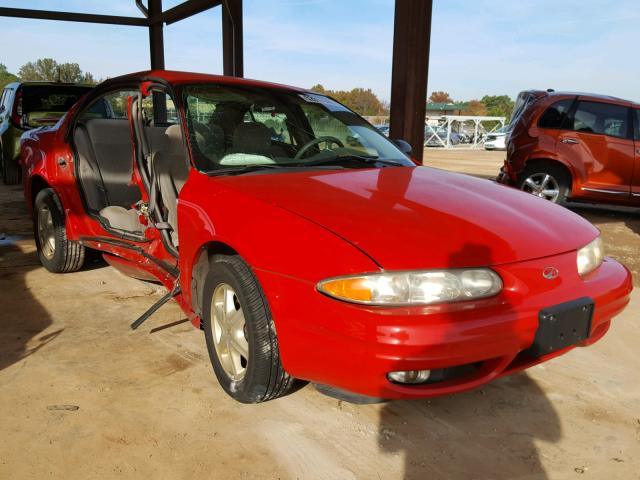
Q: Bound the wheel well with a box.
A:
[30,175,51,206]
[191,241,239,328]
[522,159,572,184]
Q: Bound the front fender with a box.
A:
[177,169,380,319]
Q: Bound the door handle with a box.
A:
[561,138,579,145]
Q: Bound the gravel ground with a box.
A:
[1,155,639,480]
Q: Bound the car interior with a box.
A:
[182,87,387,172]
[73,89,189,247]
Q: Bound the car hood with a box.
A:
[216,166,598,270]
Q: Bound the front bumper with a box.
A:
[255,251,632,399]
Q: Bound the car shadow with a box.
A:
[377,373,560,479]
[0,241,59,372]
[566,202,640,237]
[0,183,69,373]
[377,242,561,479]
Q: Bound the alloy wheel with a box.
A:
[521,173,560,202]
[37,204,56,260]
[211,283,249,381]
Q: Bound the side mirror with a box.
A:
[393,138,413,156]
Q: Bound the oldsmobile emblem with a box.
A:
[542,267,559,280]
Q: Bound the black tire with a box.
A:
[33,188,85,273]
[1,150,21,185]
[518,162,570,204]
[202,254,302,403]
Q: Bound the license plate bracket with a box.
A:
[527,297,594,357]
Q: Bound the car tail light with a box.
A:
[11,89,22,127]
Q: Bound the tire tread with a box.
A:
[203,254,301,403]
[34,188,85,273]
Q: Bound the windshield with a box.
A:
[21,85,92,113]
[181,84,413,174]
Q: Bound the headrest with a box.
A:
[232,122,271,153]
[162,124,184,155]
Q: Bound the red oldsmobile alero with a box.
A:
[19,71,632,403]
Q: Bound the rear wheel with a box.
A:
[202,254,302,403]
[518,163,570,203]
[34,188,85,273]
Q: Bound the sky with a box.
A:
[0,0,638,102]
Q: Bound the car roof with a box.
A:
[3,81,93,88]
[522,89,638,107]
[103,69,309,93]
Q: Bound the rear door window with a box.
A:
[569,101,629,138]
[538,99,573,129]
[634,110,640,141]
[1,88,12,113]
[79,90,134,120]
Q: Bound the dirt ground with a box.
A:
[1,151,639,479]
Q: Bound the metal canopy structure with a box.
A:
[0,0,431,161]
[425,116,506,149]
[0,0,243,77]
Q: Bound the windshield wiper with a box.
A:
[208,164,283,176]
[300,154,406,168]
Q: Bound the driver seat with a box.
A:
[151,124,189,245]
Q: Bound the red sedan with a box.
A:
[20,71,632,403]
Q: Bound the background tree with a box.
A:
[310,84,387,116]
[462,99,487,116]
[18,58,98,84]
[481,94,515,120]
[428,91,453,103]
[0,64,18,89]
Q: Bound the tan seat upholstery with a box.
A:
[152,124,189,245]
[99,206,144,233]
[94,125,188,239]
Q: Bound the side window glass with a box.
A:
[79,90,135,120]
[141,93,178,126]
[570,101,628,138]
[635,110,640,141]
[1,89,12,113]
[538,99,573,129]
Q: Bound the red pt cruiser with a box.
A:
[20,71,632,403]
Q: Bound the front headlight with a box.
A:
[317,269,503,306]
[577,236,604,276]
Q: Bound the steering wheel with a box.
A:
[294,136,344,160]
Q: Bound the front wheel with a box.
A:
[518,164,570,204]
[202,254,303,403]
[34,188,85,273]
